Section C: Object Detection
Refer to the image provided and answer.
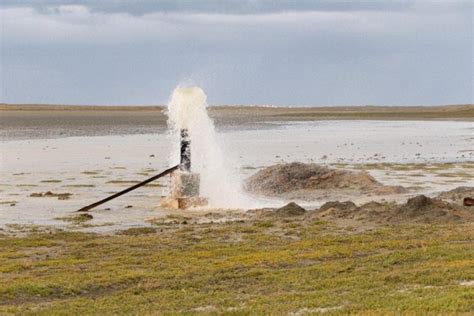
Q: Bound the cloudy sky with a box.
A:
[1,0,472,106]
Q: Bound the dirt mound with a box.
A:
[245,162,406,199]
[319,201,357,218]
[389,195,465,224]
[247,202,306,218]
[315,195,473,224]
[320,201,357,212]
[275,202,306,217]
[436,186,474,204]
[317,200,391,223]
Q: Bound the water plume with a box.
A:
[166,86,248,207]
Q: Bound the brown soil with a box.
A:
[245,162,406,200]
[247,185,474,224]
[247,202,307,219]
[436,186,474,204]
[388,195,465,224]
[314,195,473,224]
[275,202,307,217]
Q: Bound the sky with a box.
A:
[0,0,472,106]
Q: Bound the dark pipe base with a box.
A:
[180,129,191,171]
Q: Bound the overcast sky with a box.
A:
[1,0,472,106]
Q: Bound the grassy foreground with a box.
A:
[0,218,473,315]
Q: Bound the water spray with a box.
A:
[75,85,244,213]
[164,86,248,208]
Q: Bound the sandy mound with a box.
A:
[319,201,357,218]
[316,195,473,224]
[318,200,390,223]
[275,202,306,217]
[436,186,474,205]
[388,195,463,223]
[245,162,406,200]
[247,202,307,218]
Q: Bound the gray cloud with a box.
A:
[0,1,472,106]
[1,0,417,15]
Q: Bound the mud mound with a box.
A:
[275,202,306,217]
[320,201,357,212]
[319,201,357,218]
[245,162,406,199]
[247,202,306,218]
[436,186,474,205]
[315,195,473,224]
[389,195,464,224]
[317,200,392,223]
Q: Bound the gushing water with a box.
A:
[167,86,248,207]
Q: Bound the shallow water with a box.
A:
[223,120,474,166]
[1,120,472,232]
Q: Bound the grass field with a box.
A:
[1,216,473,315]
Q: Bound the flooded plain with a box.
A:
[1,116,472,233]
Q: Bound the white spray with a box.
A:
[166,86,248,207]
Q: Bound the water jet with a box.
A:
[160,87,210,209]
[75,85,240,212]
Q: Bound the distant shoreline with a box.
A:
[1,103,473,141]
[1,103,472,121]
[1,103,472,112]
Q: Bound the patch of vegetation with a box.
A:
[242,166,257,170]
[0,201,17,205]
[142,183,163,187]
[4,224,48,234]
[141,168,157,173]
[106,180,140,184]
[347,162,462,172]
[435,172,472,178]
[55,214,93,224]
[81,170,102,175]
[63,184,95,188]
[0,220,472,314]
[39,180,62,183]
[118,227,157,236]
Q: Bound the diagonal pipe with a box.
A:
[75,164,179,212]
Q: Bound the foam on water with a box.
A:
[166,86,250,208]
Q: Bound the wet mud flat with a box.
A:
[1,159,473,233]
[1,106,473,231]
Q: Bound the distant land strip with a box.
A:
[1,103,473,121]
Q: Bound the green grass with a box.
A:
[0,219,473,315]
